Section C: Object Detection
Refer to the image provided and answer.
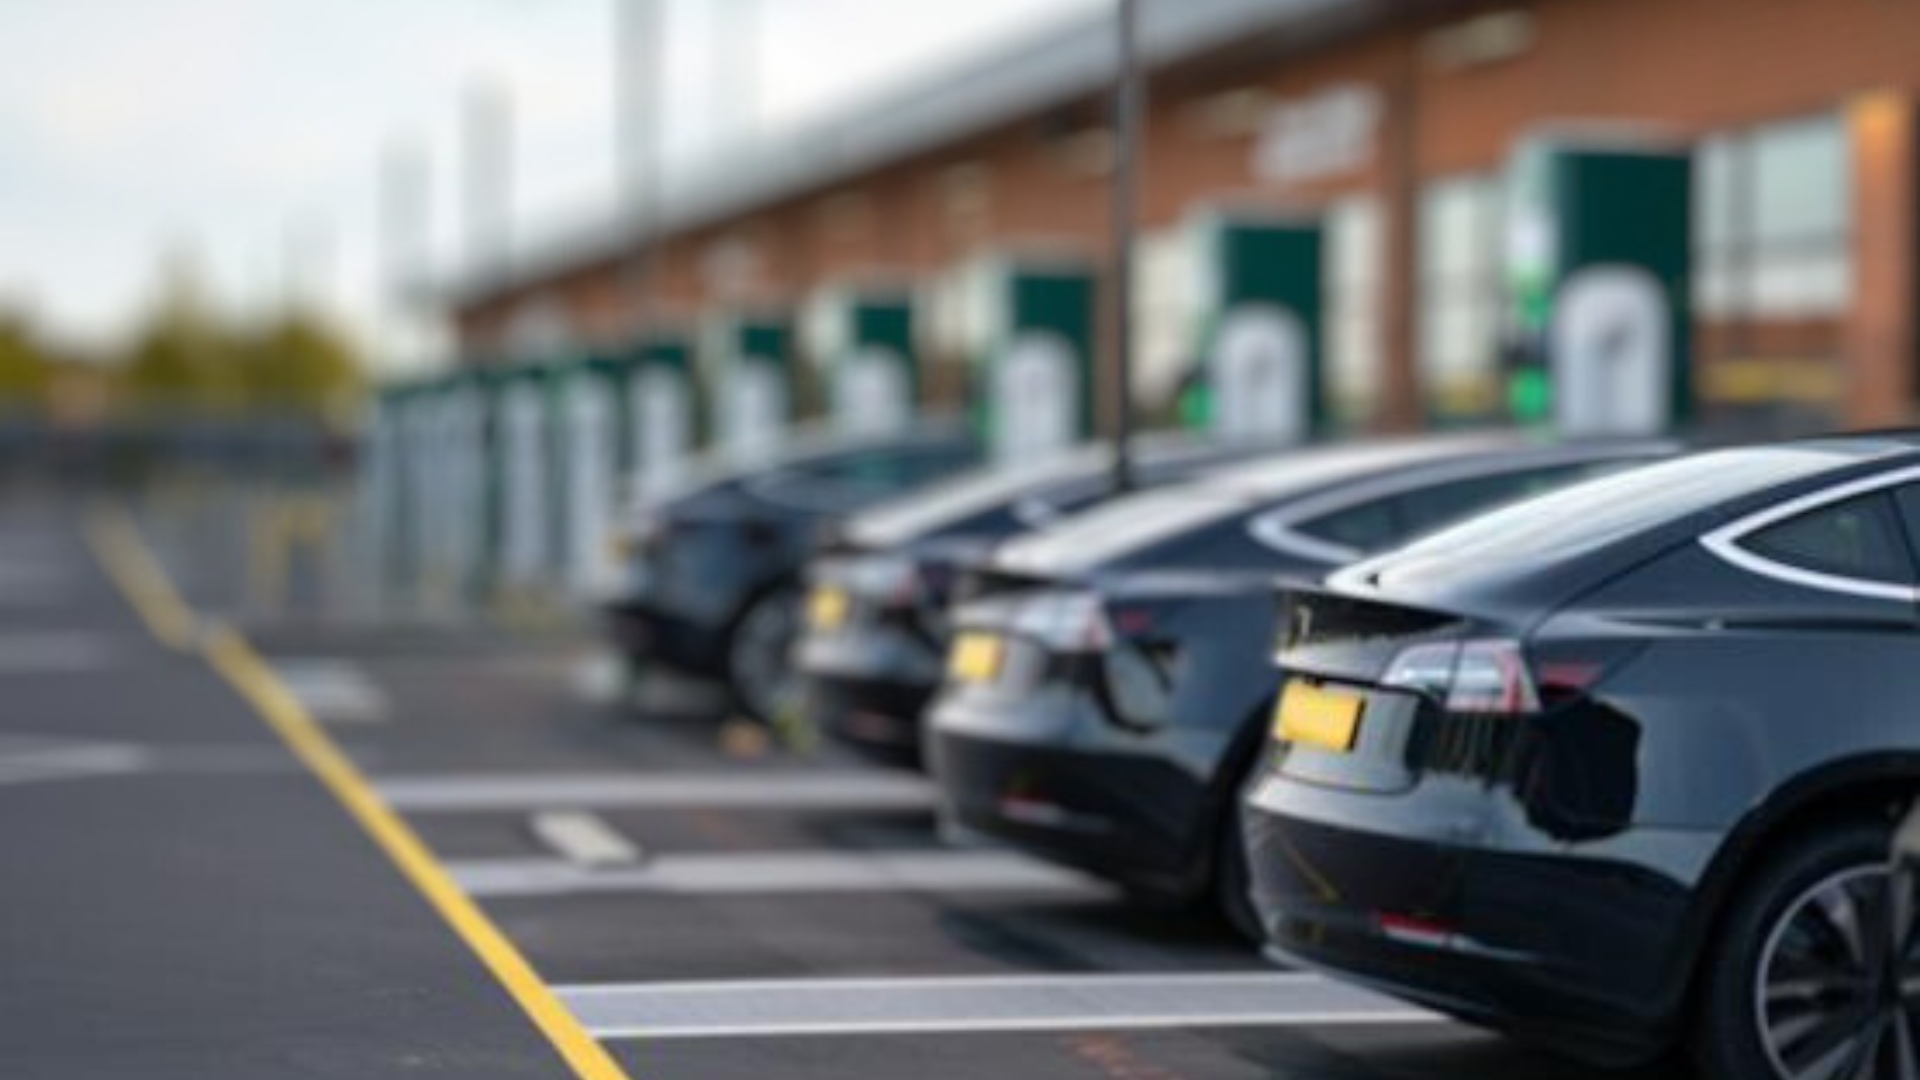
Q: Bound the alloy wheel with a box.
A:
[1756,862,1920,1079]
[728,589,799,722]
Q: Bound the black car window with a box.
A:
[1394,463,1604,539]
[1292,498,1401,552]
[1290,462,1616,556]
[1738,491,1914,584]
[1890,484,1920,550]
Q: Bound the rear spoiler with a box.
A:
[1272,578,1469,683]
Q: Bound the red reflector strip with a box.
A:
[1376,912,1459,949]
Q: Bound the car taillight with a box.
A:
[842,555,925,607]
[1446,639,1539,714]
[1528,638,1644,708]
[1380,641,1459,698]
[1380,638,1538,715]
[1012,592,1112,652]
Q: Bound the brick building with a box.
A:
[443,0,1920,434]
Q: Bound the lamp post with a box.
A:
[1109,0,1141,491]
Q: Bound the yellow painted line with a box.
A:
[91,509,635,1080]
[83,506,198,651]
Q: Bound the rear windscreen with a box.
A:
[1366,446,1874,585]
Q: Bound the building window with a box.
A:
[1695,113,1851,320]
[1324,196,1382,426]
[1417,174,1503,420]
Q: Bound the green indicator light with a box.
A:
[1509,369,1551,423]
[1179,384,1212,431]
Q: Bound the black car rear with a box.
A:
[929,434,1674,938]
[600,424,978,720]
[794,436,1277,765]
[1243,436,1920,1075]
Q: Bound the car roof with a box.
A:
[995,433,1673,579]
[637,416,973,507]
[1185,430,1671,501]
[1326,436,1920,618]
[840,431,1278,547]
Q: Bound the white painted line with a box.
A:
[0,741,148,787]
[376,771,935,812]
[530,811,640,868]
[0,631,116,673]
[552,971,1442,1040]
[0,560,72,585]
[0,736,296,789]
[569,653,625,704]
[271,660,389,723]
[0,569,71,608]
[445,849,1105,898]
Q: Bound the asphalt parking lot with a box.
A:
[0,489,1689,1080]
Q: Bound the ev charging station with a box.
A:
[1188,212,1325,443]
[364,387,407,593]
[415,380,461,598]
[402,382,445,597]
[709,314,794,466]
[496,363,554,597]
[557,354,635,600]
[625,333,694,503]
[1502,133,1692,435]
[956,255,1095,464]
[436,369,493,602]
[806,286,918,437]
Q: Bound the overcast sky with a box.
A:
[0,0,1106,366]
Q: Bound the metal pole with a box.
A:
[617,0,665,328]
[1109,0,1141,491]
[462,79,513,283]
[378,139,429,366]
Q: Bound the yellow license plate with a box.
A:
[807,586,850,630]
[948,631,1005,682]
[1274,680,1364,752]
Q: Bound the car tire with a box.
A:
[1214,799,1263,944]
[1214,748,1267,944]
[724,584,801,725]
[1692,816,1913,1080]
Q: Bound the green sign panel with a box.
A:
[710,315,793,464]
[1188,214,1324,442]
[974,258,1094,463]
[1503,137,1692,434]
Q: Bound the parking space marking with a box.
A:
[530,811,641,868]
[377,771,936,812]
[0,735,147,787]
[271,659,390,723]
[0,565,73,608]
[446,849,1106,897]
[0,630,117,672]
[92,511,633,1080]
[554,972,1441,1039]
[83,508,198,651]
[0,735,301,790]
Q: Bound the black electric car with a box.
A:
[795,435,1281,767]
[600,423,978,721]
[928,434,1670,938]
[1244,434,1920,1077]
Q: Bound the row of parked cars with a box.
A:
[602,422,1920,1080]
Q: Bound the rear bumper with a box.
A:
[803,670,935,767]
[598,598,730,675]
[793,622,945,767]
[928,689,1218,898]
[1240,772,1719,1066]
